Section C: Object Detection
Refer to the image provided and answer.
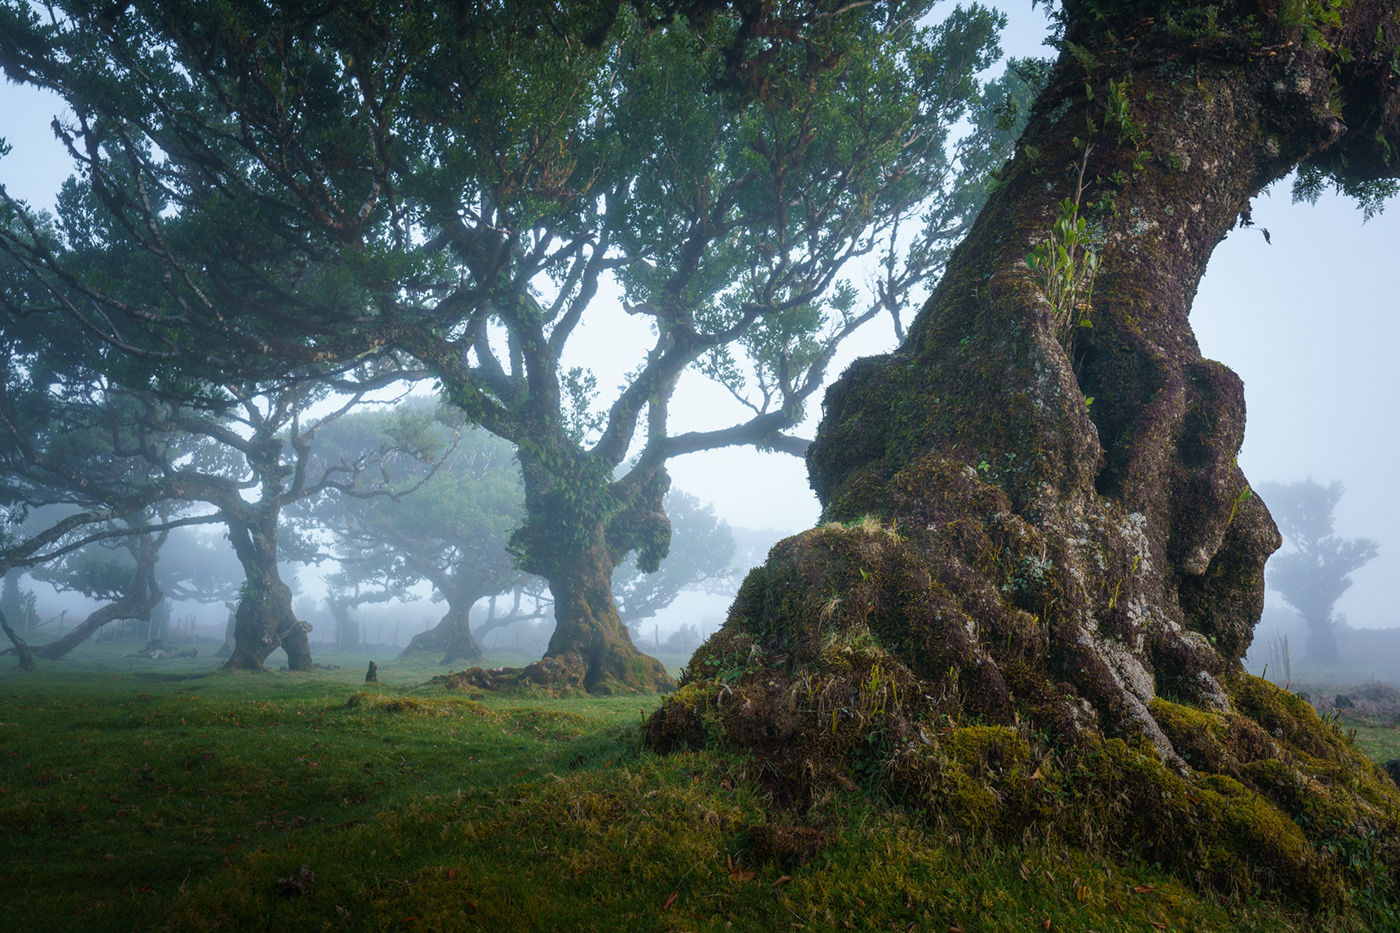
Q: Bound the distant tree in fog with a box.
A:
[157,529,247,609]
[312,403,749,664]
[0,570,36,639]
[308,405,527,666]
[0,0,1012,692]
[1259,479,1379,666]
[0,308,222,668]
[29,515,168,660]
[616,491,737,633]
[319,572,393,653]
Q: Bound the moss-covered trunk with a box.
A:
[398,598,483,665]
[510,452,673,694]
[538,526,671,694]
[650,1,1400,910]
[222,513,311,672]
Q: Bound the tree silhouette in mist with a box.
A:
[1259,479,1378,666]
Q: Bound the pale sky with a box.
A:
[1,2,1396,634]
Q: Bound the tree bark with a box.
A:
[398,598,483,665]
[34,536,165,662]
[214,607,235,659]
[510,454,673,693]
[34,599,154,661]
[222,513,312,671]
[787,0,1400,759]
[0,605,35,672]
[650,1,1400,907]
[537,523,672,694]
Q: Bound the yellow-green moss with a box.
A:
[1149,696,1234,773]
[1195,773,1336,903]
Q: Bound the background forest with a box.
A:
[3,1,1400,931]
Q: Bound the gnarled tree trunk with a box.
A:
[650,1,1400,908]
[399,599,482,665]
[0,599,35,672]
[396,555,488,665]
[34,597,158,661]
[223,513,312,671]
[34,534,165,661]
[512,457,672,694]
[537,529,670,693]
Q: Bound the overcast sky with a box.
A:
[1,2,1396,633]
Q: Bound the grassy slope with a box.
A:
[1,647,1395,931]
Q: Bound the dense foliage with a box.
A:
[0,0,1016,689]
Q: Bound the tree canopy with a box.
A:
[0,0,1022,690]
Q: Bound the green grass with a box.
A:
[2,655,1397,932]
[1346,719,1400,764]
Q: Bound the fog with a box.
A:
[1,1,1395,667]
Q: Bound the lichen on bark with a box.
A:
[648,0,1400,909]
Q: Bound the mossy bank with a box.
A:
[3,664,1398,931]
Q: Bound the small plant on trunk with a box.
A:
[1026,149,1102,351]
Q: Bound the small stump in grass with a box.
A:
[275,865,315,896]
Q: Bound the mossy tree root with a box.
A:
[650,0,1400,912]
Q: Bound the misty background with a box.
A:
[1,2,1394,672]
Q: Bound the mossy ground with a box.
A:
[649,583,1400,926]
[3,643,1399,931]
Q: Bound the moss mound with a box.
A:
[422,664,583,698]
[647,519,1400,912]
[423,653,669,698]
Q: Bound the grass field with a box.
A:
[2,644,1398,932]
[1349,722,1400,765]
